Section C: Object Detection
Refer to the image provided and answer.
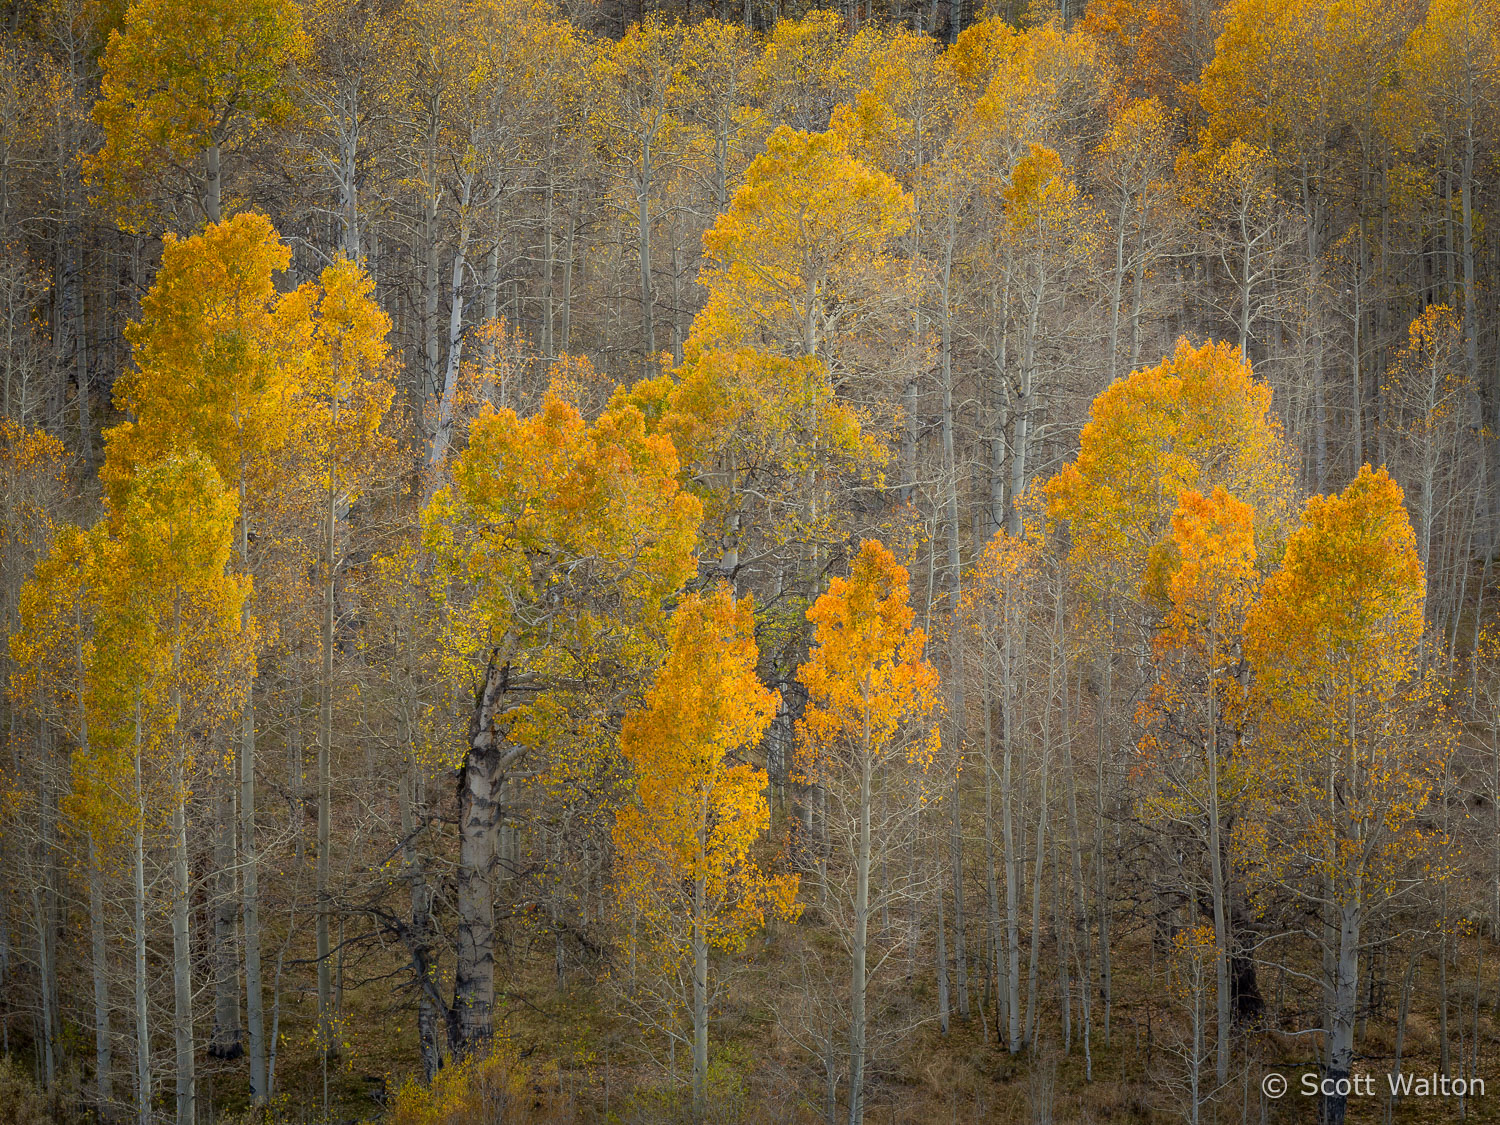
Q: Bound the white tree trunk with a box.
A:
[89,838,111,1107]
[847,690,872,1125]
[133,705,151,1125]
[171,770,194,1125]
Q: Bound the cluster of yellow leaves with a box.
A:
[1084,0,1224,117]
[1382,304,1472,444]
[1096,95,1175,193]
[423,389,701,740]
[960,525,1045,643]
[1135,487,1259,774]
[86,0,309,228]
[832,29,960,186]
[693,124,911,361]
[15,454,251,853]
[1178,137,1279,240]
[796,540,940,783]
[1239,466,1443,901]
[615,587,798,969]
[1246,466,1424,705]
[1169,924,1219,1004]
[1045,337,1294,605]
[10,523,101,822]
[103,213,299,508]
[1128,484,1261,881]
[0,419,68,571]
[93,452,250,745]
[106,213,393,516]
[754,10,873,132]
[1047,344,1447,923]
[969,16,1112,151]
[622,110,902,575]
[1198,0,1423,188]
[106,213,393,641]
[1401,0,1499,141]
[386,1037,562,1125]
[638,350,854,476]
[1162,488,1259,651]
[1000,143,1101,270]
[626,347,880,560]
[16,213,390,872]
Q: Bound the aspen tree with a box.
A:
[1200,0,1421,490]
[0,422,70,1090]
[629,347,876,581]
[95,452,251,1125]
[993,144,1095,534]
[423,390,700,1054]
[795,540,940,1125]
[1137,488,1261,1086]
[1046,338,1295,609]
[53,522,161,1125]
[960,529,1048,1052]
[1381,306,1478,579]
[87,0,308,228]
[1402,0,1498,501]
[400,0,558,474]
[288,256,393,1060]
[1242,465,1444,1125]
[299,0,400,260]
[1164,926,1218,1124]
[594,18,687,366]
[104,212,300,1102]
[614,587,798,1120]
[678,20,763,215]
[694,125,911,363]
[1181,140,1299,361]
[1095,99,1177,378]
[1047,341,1294,1071]
[12,524,110,1105]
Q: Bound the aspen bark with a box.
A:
[847,679,873,1125]
[400,759,442,1080]
[939,223,969,1020]
[133,702,151,1125]
[171,768,194,1125]
[427,173,474,474]
[204,142,221,225]
[89,840,111,1107]
[692,869,708,1122]
[1001,634,1023,1052]
[453,648,522,1054]
[316,407,339,1057]
[210,773,242,1060]
[240,482,266,1104]
[638,138,655,358]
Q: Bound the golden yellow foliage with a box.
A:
[615,586,798,972]
[1240,465,1442,900]
[86,0,308,227]
[386,1039,562,1125]
[796,540,941,782]
[423,389,702,749]
[693,124,911,360]
[1045,337,1294,605]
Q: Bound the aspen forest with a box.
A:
[5,0,1500,1120]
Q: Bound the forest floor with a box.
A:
[225,920,1500,1125]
